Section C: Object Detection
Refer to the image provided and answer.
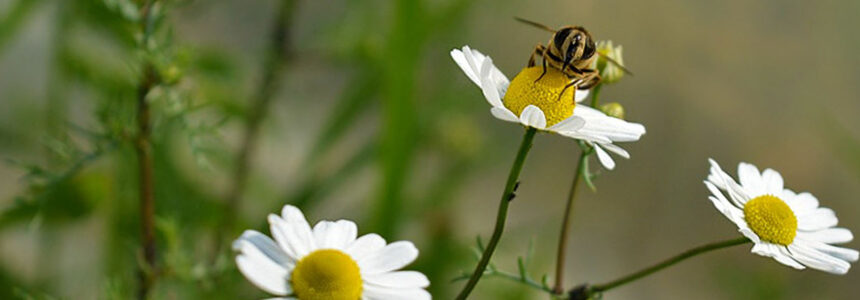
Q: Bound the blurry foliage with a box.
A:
[0,0,486,298]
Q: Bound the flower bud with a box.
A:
[593,40,625,84]
[600,102,625,120]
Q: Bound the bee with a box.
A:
[516,17,631,97]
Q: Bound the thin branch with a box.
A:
[553,145,591,293]
[213,0,296,258]
[135,1,159,299]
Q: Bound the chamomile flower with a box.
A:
[233,205,430,299]
[450,46,645,169]
[705,159,858,274]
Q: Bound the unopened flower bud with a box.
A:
[600,102,625,120]
[593,40,625,84]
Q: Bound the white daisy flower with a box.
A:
[233,205,430,299]
[705,159,858,274]
[450,45,645,169]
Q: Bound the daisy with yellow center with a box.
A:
[233,205,430,299]
[450,46,645,169]
[705,159,858,274]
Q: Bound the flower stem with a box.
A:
[213,0,296,262]
[135,1,159,299]
[552,147,590,293]
[589,84,603,108]
[455,127,538,300]
[588,237,750,294]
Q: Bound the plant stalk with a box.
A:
[455,127,538,300]
[588,237,750,294]
[135,1,158,299]
[552,148,590,293]
[213,0,296,259]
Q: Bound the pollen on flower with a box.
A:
[503,66,578,127]
[291,249,362,300]
[743,195,798,246]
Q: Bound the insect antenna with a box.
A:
[598,52,634,75]
[514,17,555,32]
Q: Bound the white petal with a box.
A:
[738,162,765,196]
[313,220,358,250]
[233,230,294,267]
[785,191,820,215]
[708,159,749,207]
[600,143,630,159]
[798,228,854,244]
[346,233,387,262]
[788,242,852,274]
[519,105,547,129]
[774,246,806,270]
[798,238,859,262]
[479,59,504,108]
[490,107,520,123]
[363,271,430,289]
[751,242,779,257]
[556,130,612,144]
[269,214,314,258]
[593,145,616,170]
[739,227,762,244]
[268,215,299,259]
[797,208,838,231]
[575,89,590,103]
[362,285,431,300]
[548,116,585,132]
[572,106,645,142]
[761,168,784,195]
[450,46,481,87]
[358,241,419,275]
[235,250,291,295]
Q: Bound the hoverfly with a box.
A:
[516,17,632,96]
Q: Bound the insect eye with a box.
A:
[583,40,596,58]
[554,28,573,47]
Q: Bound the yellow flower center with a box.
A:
[742,195,797,246]
[291,249,362,300]
[503,66,578,127]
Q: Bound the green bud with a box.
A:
[161,65,182,85]
[593,40,625,84]
[600,102,625,120]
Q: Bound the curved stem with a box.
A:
[552,148,590,293]
[589,237,750,294]
[455,127,538,300]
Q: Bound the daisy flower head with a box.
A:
[449,45,645,169]
[233,205,430,299]
[705,159,858,274]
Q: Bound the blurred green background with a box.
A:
[1,0,859,299]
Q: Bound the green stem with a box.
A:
[589,84,603,108]
[589,237,750,294]
[213,0,295,262]
[552,147,590,293]
[455,127,538,300]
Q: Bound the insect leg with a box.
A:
[528,44,546,67]
[558,79,580,101]
[536,55,549,82]
[576,69,601,90]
